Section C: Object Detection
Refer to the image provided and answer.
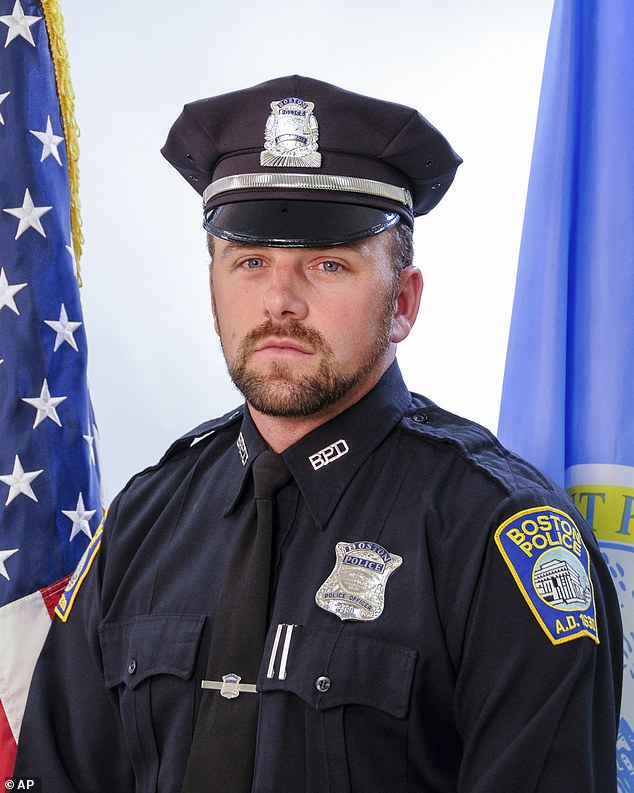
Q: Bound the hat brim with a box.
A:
[203,200,401,247]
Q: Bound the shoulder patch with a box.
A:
[494,506,599,645]
[55,521,103,622]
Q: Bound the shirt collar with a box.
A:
[222,409,270,516]
[224,361,411,528]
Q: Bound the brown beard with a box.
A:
[224,287,397,417]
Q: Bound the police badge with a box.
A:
[315,541,402,621]
[260,97,321,168]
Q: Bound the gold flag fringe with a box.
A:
[41,0,83,286]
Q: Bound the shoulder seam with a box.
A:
[400,401,553,495]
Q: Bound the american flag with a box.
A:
[0,0,102,775]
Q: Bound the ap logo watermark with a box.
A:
[4,779,42,791]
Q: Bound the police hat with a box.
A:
[162,75,462,247]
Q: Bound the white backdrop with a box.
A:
[61,0,554,495]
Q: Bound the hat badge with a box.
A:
[260,97,321,168]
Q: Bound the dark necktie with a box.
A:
[181,449,292,793]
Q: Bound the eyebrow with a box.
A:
[217,241,262,258]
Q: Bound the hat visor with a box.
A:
[203,200,400,247]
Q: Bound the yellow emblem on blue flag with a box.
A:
[55,521,103,623]
[495,506,599,645]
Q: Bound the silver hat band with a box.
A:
[203,173,413,211]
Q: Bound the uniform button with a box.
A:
[128,659,137,675]
[315,675,331,693]
[413,413,428,424]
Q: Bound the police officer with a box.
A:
[15,75,622,793]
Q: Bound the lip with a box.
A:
[254,338,312,356]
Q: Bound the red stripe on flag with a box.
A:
[40,574,72,620]
[0,694,17,778]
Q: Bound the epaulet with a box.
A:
[401,393,553,495]
[157,405,245,464]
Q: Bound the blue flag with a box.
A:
[498,1,634,787]
[0,0,102,774]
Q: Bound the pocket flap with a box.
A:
[258,625,417,718]
[100,614,205,690]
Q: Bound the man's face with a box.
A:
[209,229,419,419]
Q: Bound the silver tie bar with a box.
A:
[201,673,258,699]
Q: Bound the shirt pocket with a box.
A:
[99,614,205,793]
[255,624,417,793]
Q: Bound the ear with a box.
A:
[209,267,220,336]
[391,266,423,344]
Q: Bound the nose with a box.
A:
[262,262,309,322]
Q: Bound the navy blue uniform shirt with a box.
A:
[15,362,622,792]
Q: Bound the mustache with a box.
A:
[238,320,330,356]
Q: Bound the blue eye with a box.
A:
[320,261,342,272]
[242,258,264,269]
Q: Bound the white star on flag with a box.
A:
[0,91,9,124]
[0,0,41,47]
[62,493,96,541]
[3,188,52,239]
[29,115,64,165]
[44,303,82,351]
[0,455,43,506]
[0,548,19,581]
[21,379,67,428]
[0,267,27,315]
